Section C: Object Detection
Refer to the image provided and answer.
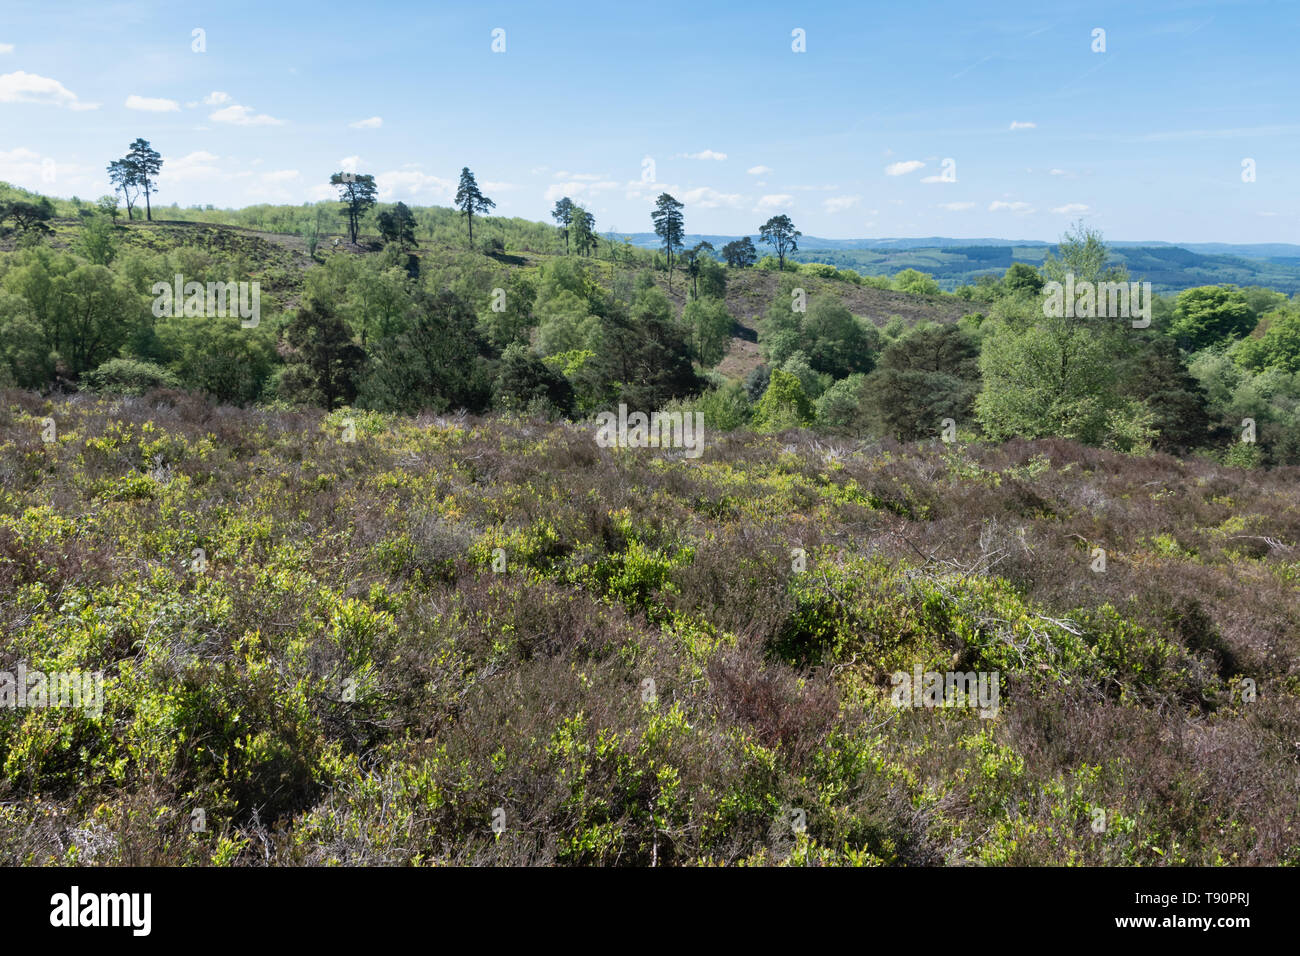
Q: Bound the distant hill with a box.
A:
[620,233,1300,294]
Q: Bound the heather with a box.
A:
[1,390,1296,865]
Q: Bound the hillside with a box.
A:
[620,232,1300,294]
[3,214,971,387]
[1,391,1297,865]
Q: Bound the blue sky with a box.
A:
[1,0,1296,243]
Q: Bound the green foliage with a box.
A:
[1,246,145,379]
[864,324,980,440]
[720,237,757,268]
[892,268,941,297]
[800,298,879,379]
[76,213,118,266]
[82,357,180,395]
[155,315,277,404]
[814,373,867,429]
[1232,309,1300,374]
[376,201,418,249]
[358,291,489,414]
[278,298,365,409]
[493,342,574,417]
[580,286,701,411]
[1117,336,1210,453]
[779,351,830,400]
[758,215,801,271]
[752,367,814,431]
[1003,262,1044,296]
[1169,285,1255,351]
[651,193,685,288]
[0,197,56,236]
[455,168,495,248]
[976,314,1120,445]
[330,172,379,244]
[684,296,733,368]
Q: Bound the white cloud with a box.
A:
[210,103,283,126]
[349,116,382,129]
[126,94,180,112]
[938,201,975,211]
[251,169,302,202]
[624,180,682,202]
[0,43,14,54]
[339,155,361,173]
[824,195,860,213]
[0,71,99,110]
[203,91,231,106]
[885,160,924,176]
[920,174,953,183]
[376,169,454,202]
[756,194,794,210]
[546,180,619,202]
[1009,120,1037,130]
[747,165,772,175]
[682,186,743,209]
[162,151,226,183]
[989,200,1035,213]
[1050,203,1089,214]
[0,146,87,189]
[676,149,727,160]
[555,171,604,181]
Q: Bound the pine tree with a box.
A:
[455,167,495,248]
[651,193,685,290]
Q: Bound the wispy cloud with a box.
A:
[682,186,743,208]
[349,116,382,129]
[885,160,924,176]
[546,180,618,202]
[376,169,454,202]
[746,165,772,175]
[824,195,860,213]
[162,151,227,184]
[1009,120,1036,130]
[1050,203,1089,215]
[210,102,284,126]
[675,149,727,160]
